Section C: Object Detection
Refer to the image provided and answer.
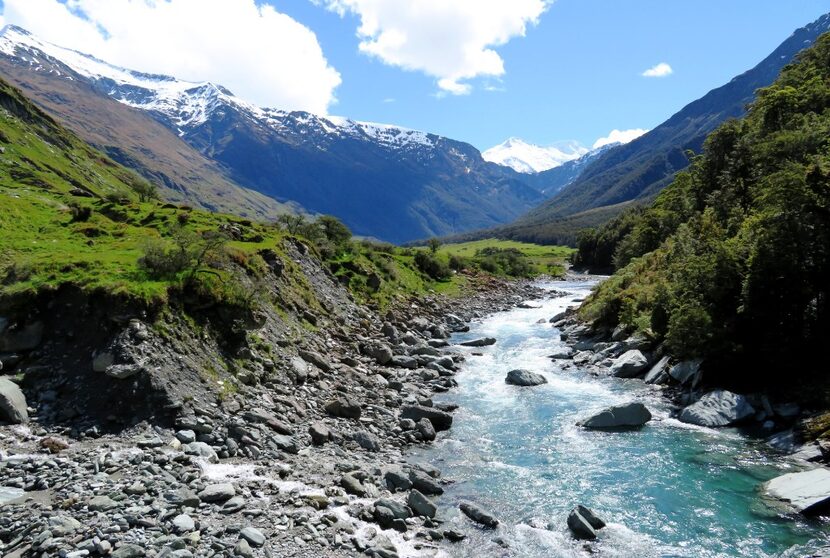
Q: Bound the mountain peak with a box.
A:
[483,138,589,174]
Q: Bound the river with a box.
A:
[410,278,829,558]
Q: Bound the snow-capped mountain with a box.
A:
[482,137,589,173]
[0,25,544,242]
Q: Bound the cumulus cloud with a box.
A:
[593,128,648,149]
[0,0,341,113]
[319,0,550,95]
[642,62,673,78]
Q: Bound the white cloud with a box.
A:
[593,128,648,149]
[319,0,550,95]
[642,62,673,78]
[0,0,341,113]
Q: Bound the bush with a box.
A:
[414,251,451,281]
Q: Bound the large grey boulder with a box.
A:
[325,396,362,419]
[567,508,598,540]
[765,468,830,515]
[678,390,754,427]
[668,359,702,386]
[400,405,452,431]
[578,402,652,430]
[407,489,437,518]
[610,350,649,378]
[505,369,547,386]
[0,377,28,423]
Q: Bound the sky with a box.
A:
[1,0,829,151]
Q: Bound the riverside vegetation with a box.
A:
[0,74,572,557]
[571,32,830,420]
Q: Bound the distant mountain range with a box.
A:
[0,25,553,243]
[482,137,589,173]
[499,11,830,243]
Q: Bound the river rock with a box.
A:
[354,430,380,452]
[505,369,547,386]
[198,483,236,503]
[309,421,332,445]
[567,508,596,540]
[172,514,195,533]
[644,355,671,384]
[375,498,411,520]
[408,489,437,518]
[239,526,266,547]
[0,377,28,423]
[678,390,754,427]
[298,349,332,371]
[417,418,436,441]
[409,470,443,495]
[610,349,649,378]
[459,337,496,347]
[669,359,702,386]
[459,502,499,528]
[579,402,652,429]
[112,545,145,558]
[325,396,362,419]
[400,405,453,431]
[765,468,830,515]
[575,505,606,529]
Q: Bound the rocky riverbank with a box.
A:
[0,244,548,558]
[552,292,830,522]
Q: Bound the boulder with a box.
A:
[459,502,499,528]
[374,498,411,520]
[668,359,702,386]
[505,369,547,386]
[578,402,652,430]
[298,349,332,372]
[765,468,830,515]
[308,421,332,445]
[407,489,436,518]
[325,396,362,419]
[198,483,236,503]
[239,527,266,547]
[416,418,436,441]
[354,431,380,452]
[610,350,649,378]
[643,356,671,384]
[0,377,28,423]
[390,355,418,369]
[575,505,605,529]
[363,343,393,365]
[459,337,496,348]
[678,390,754,427]
[400,405,452,431]
[567,509,596,540]
[409,470,443,495]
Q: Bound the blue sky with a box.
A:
[280,0,830,149]
[2,0,829,150]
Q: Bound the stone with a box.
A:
[400,405,452,431]
[0,321,43,352]
[309,421,331,445]
[198,483,236,503]
[765,468,830,515]
[668,359,702,386]
[354,431,380,452]
[164,487,200,508]
[375,498,411,520]
[579,402,652,429]
[234,539,254,558]
[610,350,649,378]
[112,545,145,558]
[92,351,115,372]
[325,396,362,419]
[409,470,443,495]
[678,390,755,427]
[176,430,197,444]
[0,377,28,423]
[459,502,499,528]
[363,343,393,365]
[390,355,418,369]
[416,418,436,441]
[184,441,219,463]
[299,349,332,371]
[47,515,81,536]
[239,526,266,547]
[88,495,118,512]
[341,474,366,496]
[105,363,142,380]
[290,357,308,384]
[384,468,413,492]
[505,369,547,386]
[644,356,671,384]
[459,337,496,347]
[567,509,596,540]
[172,514,195,533]
[407,489,436,518]
[575,505,605,529]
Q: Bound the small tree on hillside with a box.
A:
[427,238,442,254]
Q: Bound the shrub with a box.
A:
[414,251,451,281]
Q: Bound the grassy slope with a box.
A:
[436,239,573,275]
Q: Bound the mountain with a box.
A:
[0,26,298,221]
[0,25,542,243]
[482,137,588,173]
[507,12,830,242]
[521,143,619,196]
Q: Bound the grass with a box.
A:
[436,238,574,275]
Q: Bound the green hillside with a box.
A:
[576,34,830,392]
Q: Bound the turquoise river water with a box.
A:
[410,279,829,558]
